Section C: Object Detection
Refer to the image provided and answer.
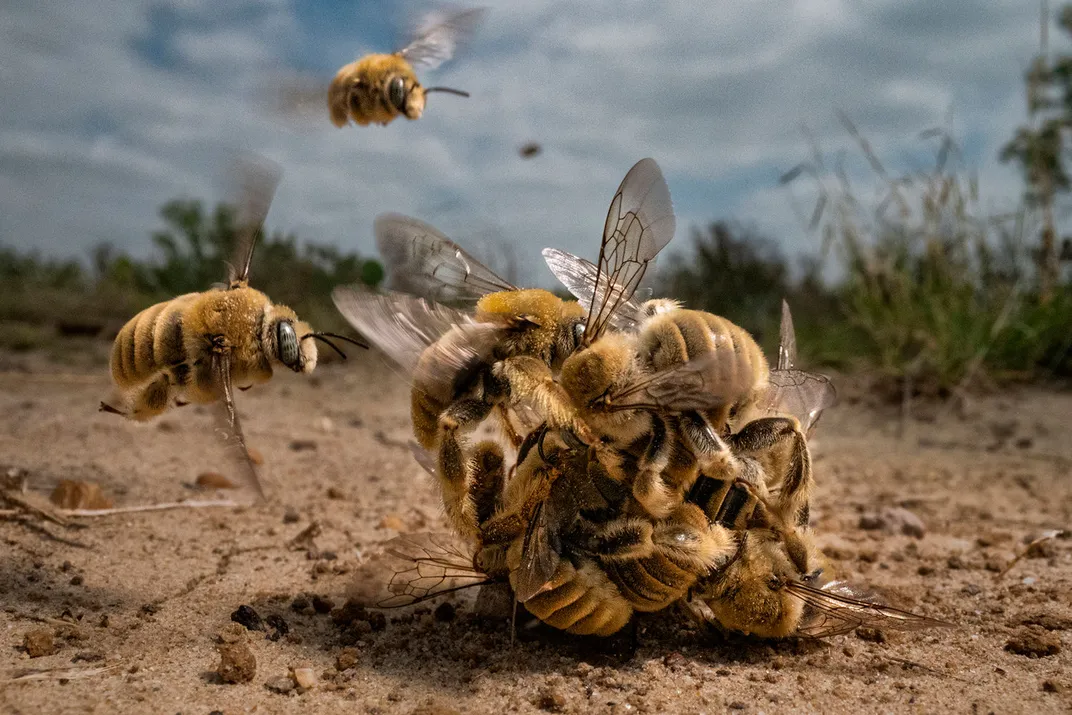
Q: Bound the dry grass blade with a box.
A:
[0,491,70,527]
[58,499,242,518]
[996,530,1064,579]
[1,664,121,684]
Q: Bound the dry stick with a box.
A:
[58,499,243,518]
[996,529,1065,579]
[0,492,70,527]
[1,664,121,684]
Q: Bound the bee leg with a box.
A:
[98,401,127,417]
[731,417,812,527]
[630,415,677,519]
[128,374,173,421]
[655,503,737,573]
[569,516,655,562]
[494,403,523,448]
[491,356,596,446]
[469,441,506,528]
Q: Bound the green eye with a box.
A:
[388,76,406,111]
[276,321,300,369]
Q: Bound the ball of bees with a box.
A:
[326,7,486,128]
[100,156,367,500]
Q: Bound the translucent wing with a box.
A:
[375,213,516,305]
[542,248,649,332]
[759,300,837,435]
[777,299,797,372]
[397,6,487,70]
[376,533,494,608]
[226,155,282,287]
[331,286,501,398]
[607,346,755,414]
[789,580,953,638]
[210,350,266,502]
[408,440,438,477]
[762,370,838,435]
[513,501,560,603]
[583,158,676,343]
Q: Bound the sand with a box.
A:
[0,347,1069,714]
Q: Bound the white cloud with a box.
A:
[0,0,1061,290]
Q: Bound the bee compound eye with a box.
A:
[767,576,782,591]
[388,76,406,111]
[573,322,585,343]
[276,321,300,369]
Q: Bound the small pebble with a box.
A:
[282,507,300,524]
[536,686,567,712]
[291,666,317,690]
[335,647,360,671]
[265,675,295,694]
[1005,627,1061,658]
[378,514,406,531]
[289,439,318,452]
[196,472,237,489]
[265,614,290,641]
[434,602,456,622]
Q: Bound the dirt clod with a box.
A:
[282,507,300,524]
[410,701,462,715]
[23,628,56,657]
[536,685,567,712]
[434,602,456,622]
[196,472,237,489]
[378,514,406,531]
[289,439,317,452]
[216,642,256,684]
[217,623,247,644]
[335,647,360,671]
[246,446,264,464]
[231,604,264,632]
[49,479,112,509]
[265,614,290,641]
[313,595,336,614]
[859,507,925,538]
[1005,627,1061,658]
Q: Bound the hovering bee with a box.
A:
[332,158,675,536]
[327,7,486,127]
[100,157,367,500]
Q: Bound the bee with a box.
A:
[327,7,486,128]
[332,158,675,536]
[100,157,367,500]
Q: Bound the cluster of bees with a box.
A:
[98,8,949,643]
[333,159,948,641]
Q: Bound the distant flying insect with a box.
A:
[518,142,542,159]
[327,7,486,127]
[100,157,367,500]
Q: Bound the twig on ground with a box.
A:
[996,530,1065,579]
[1,664,121,684]
[58,499,243,518]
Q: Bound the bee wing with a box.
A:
[331,286,501,384]
[210,350,266,502]
[226,155,282,286]
[761,369,838,435]
[583,158,676,342]
[608,348,755,414]
[375,213,516,305]
[541,248,646,332]
[408,440,438,477]
[513,500,561,603]
[373,533,494,608]
[778,299,797,372]
[788,580,953,638]
[397,6,487,70]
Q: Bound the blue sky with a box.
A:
[0,0,1061,286]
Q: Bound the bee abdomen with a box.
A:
[522,559,633,637]
[603,555,694,612]
[111,301,170,387]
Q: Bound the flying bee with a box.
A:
[332,158,676,537]
[100,157,367,500]
[326,7,486,128]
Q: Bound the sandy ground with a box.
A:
[0,345,1070,715]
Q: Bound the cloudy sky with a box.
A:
[0,0,1060,286]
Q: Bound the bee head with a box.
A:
[560,332,635,412]
[699,529,821,639]
[385,74,424,119]
[270,317,318,373]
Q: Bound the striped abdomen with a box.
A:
[110,293,200,389]
[637,309,769,432]
[515,557,634,637]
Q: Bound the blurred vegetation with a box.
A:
[0,198,382,355]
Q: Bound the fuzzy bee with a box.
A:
[326,6,486,128]
[100,157,366,500]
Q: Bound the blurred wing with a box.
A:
[584,158,675,342]
[513,501,560,603]
[408,440,438,477]
[789,580,953,638]
[210,351,266,502]
[762,370,838,435]
[377,533,493,608]
[375,213,516,304]
[227,155,282,286]
[608,347,754,414]
[542,248,645,332]
[778,299,797,372]
[398,6,487,69]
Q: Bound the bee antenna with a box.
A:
[424,86,470,98]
